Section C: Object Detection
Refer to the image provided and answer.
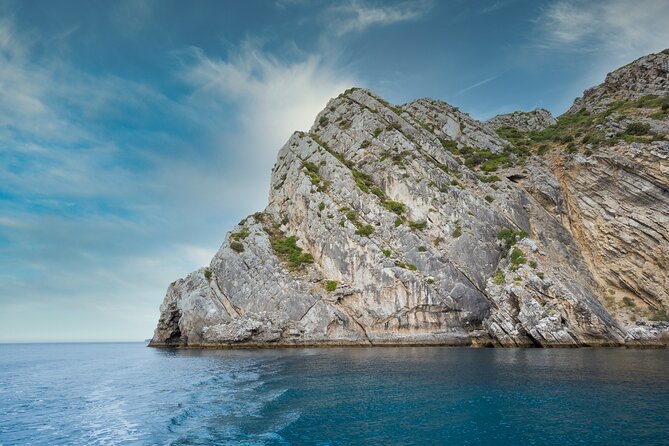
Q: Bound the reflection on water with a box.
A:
[1,344,668,445]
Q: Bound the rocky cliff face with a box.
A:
[487,109,556,132]
[151,50,669,348]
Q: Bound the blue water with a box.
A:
[1,344,669,445]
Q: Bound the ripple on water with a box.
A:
[1,345,669,445]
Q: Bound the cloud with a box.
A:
[180,42,356,184]
[327,0,432,36]
[538,0,669,58]
[482,0,521,14]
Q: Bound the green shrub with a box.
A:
[352,169,374,193]
[625,122,651,135]
[510,247,526,270]
[492,271,505,285]
[339,119,352,130]
[355,225,374,237]
[302,161,328,192]
[360,140,371,148]
[484,195,494,203]
[495,126,526,146]
[439,137,458,153]
[479,175,500,183]
[409,221,427,231]
[537,272,544,280]
[204,268,212,280]
[383,200,406,215]
[452,221,462,238]
[268,229,314,270]
[373,128,382,138]
[529,260,537,269]
[622,297,635,307]
[324,280,338,292]
[497,227,527,249]
[427,278,434,284]
[318,202,326,212]
[382,249,391,257]
[230,241,245,253]
[231,227,250,240]
[418,246,427,252]
[394,217,403,227]
[319,116,329,126]
[406,263,417,271]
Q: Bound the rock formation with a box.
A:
[151,50,669,348]
[487,109,556,132]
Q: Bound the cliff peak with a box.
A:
[569,49,669,113]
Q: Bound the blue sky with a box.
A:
[1,0,668,342]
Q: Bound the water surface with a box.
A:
[1,343,668,445]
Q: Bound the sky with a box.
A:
[1,0,668,342]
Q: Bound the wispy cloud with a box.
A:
[482,0,521,14]
[110,0,154,33]
[327,0,432,36]
[537,0,669,57]
[455,74,500,96]
[181,42,356,177]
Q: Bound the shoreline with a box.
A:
[147,339,669,350]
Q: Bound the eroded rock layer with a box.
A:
[151,50,669,348]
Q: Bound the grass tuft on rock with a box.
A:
[492,270,505,285]
[510,247,526,270]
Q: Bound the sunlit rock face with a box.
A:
[151,50,669,348]
[487,109,556,132]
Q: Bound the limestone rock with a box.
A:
[569,50,669,113]
[487,109,556,132]
[150,52,669,348]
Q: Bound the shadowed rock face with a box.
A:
[151,50,669,348]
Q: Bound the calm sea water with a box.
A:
[1,343,668,445]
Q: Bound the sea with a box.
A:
[1,343,668,445]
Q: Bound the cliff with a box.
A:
[150,50,669,348]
